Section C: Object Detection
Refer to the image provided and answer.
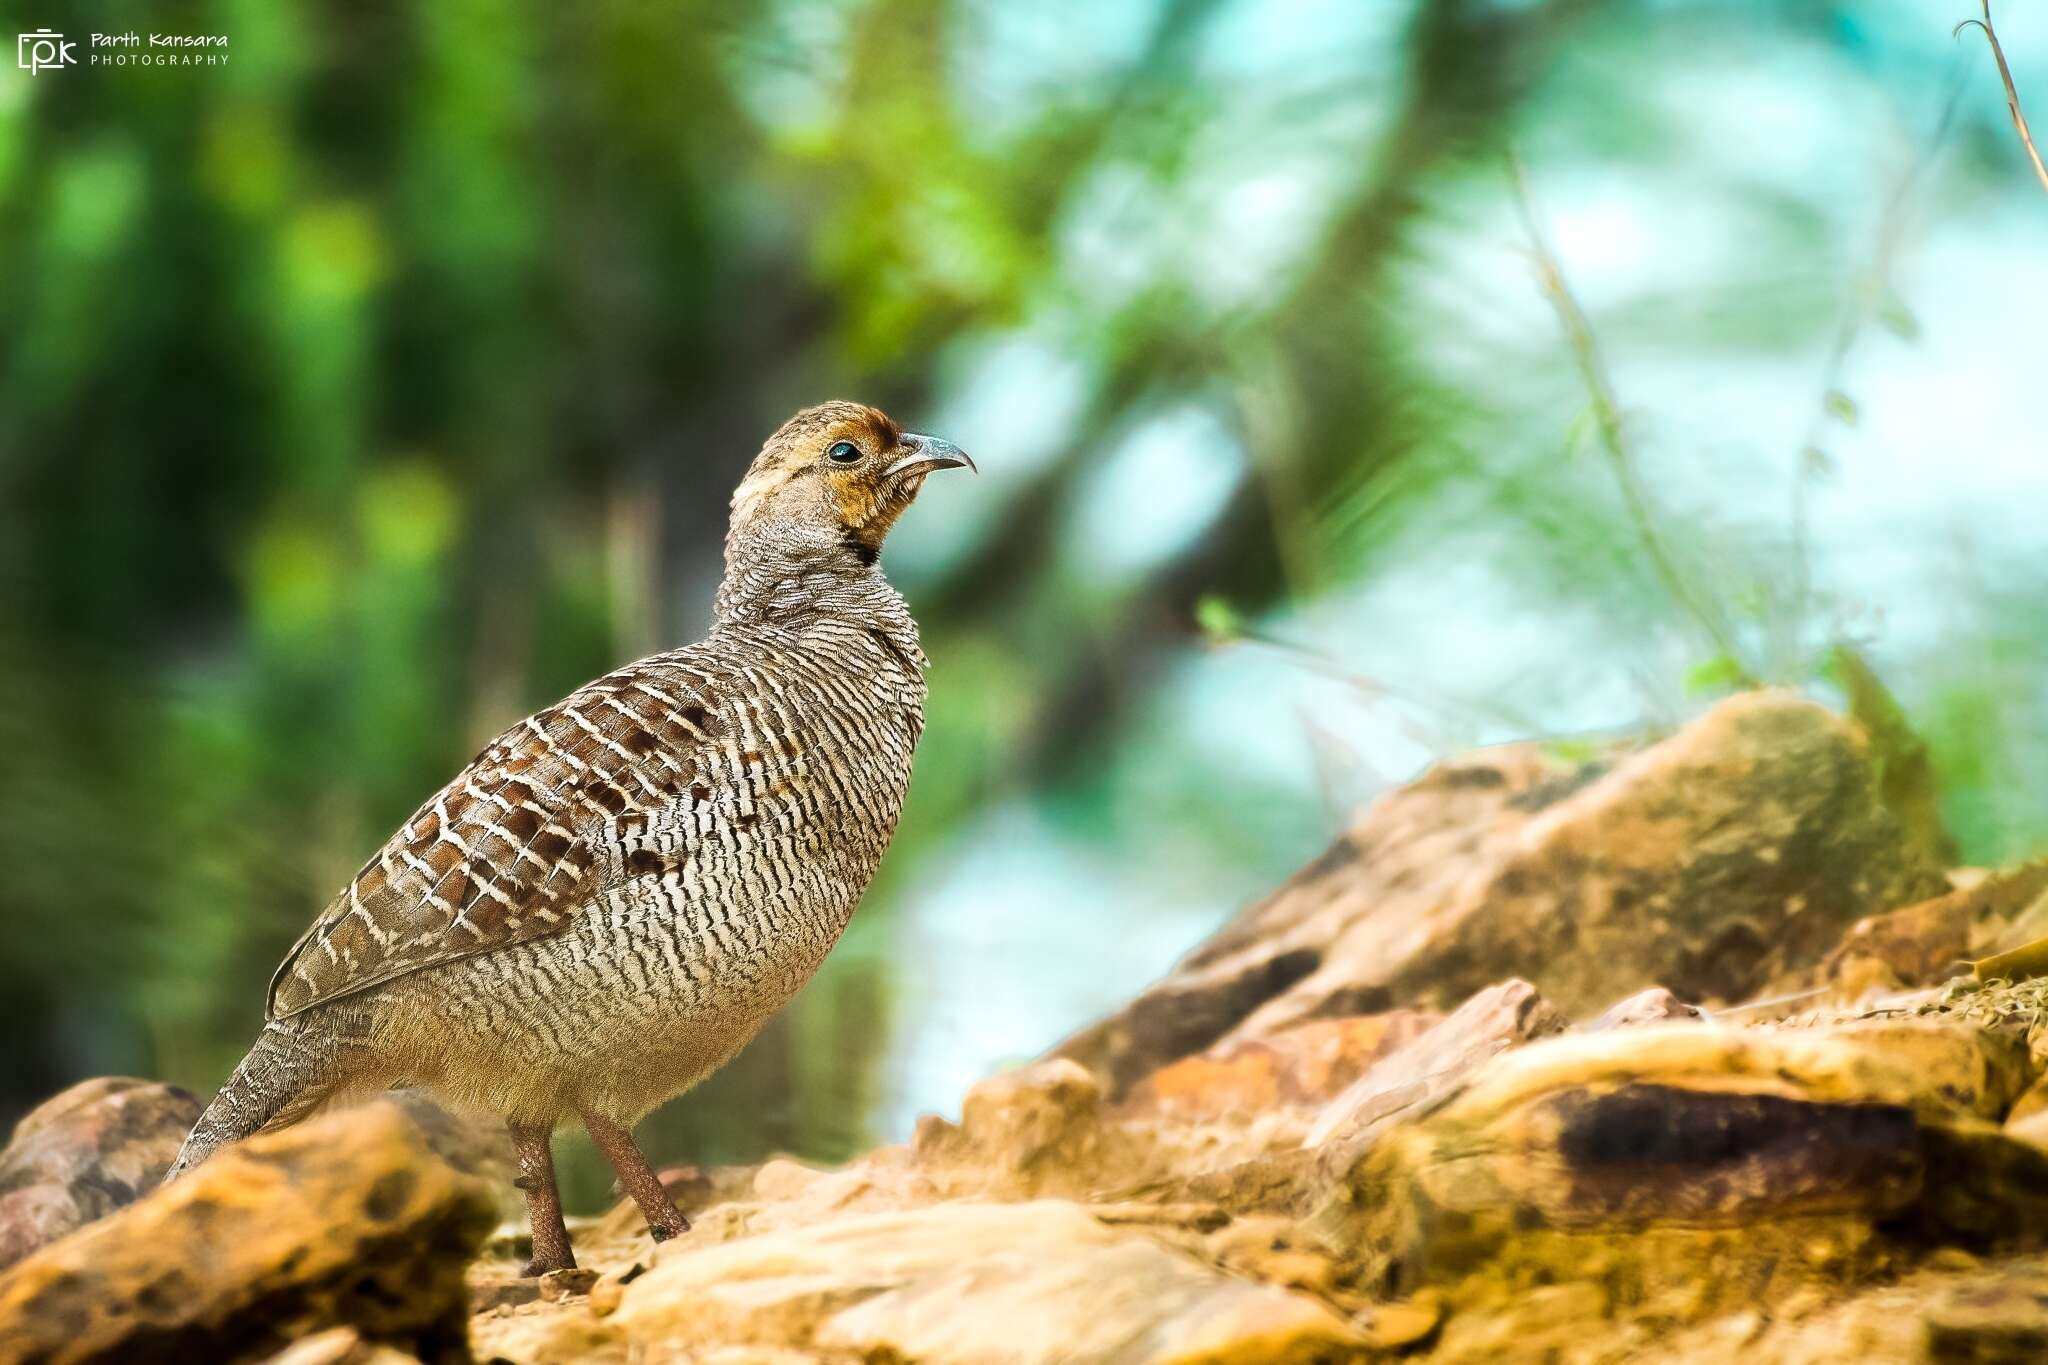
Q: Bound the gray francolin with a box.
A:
[168,402,972,1274]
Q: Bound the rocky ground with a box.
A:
[7,690,2048,1363]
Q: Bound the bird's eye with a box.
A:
[826,441,862,465]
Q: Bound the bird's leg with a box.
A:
[508,1120,575,1276]
[578,1107,691,1242]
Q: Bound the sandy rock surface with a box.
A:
[14,692,2048,1363]
[612,1201,1363,1364]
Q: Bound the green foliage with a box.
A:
[1683,654,1750,699]
[1194,594,1244,647]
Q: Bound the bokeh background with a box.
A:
[2,0,2043,1207]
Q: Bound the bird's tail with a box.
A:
[164,1017,354,1183]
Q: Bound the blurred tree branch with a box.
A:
[926,0,1618,772]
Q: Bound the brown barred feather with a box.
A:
[265,662,723,1018]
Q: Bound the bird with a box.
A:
[166,402,973,1275]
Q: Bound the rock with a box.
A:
[1977,863,2048,957]
[1094,982,1566,1221]
[1055,739,1594,1096]
[1538,1256,2028,1365]
[591,1151,948,1257]
[536,1266,599,1301]
[1192,1212,1348,1300]
[467,1306,621,1365]
[0,1101,495,1364]
[912,1059,1141,1200]
[749,1157,829,1202]
[1058,693,1945,1094]
[1356,1293,1443,1350]
[2005,1076,2048,1152]
[383,1090,520,1221]
[1303,979,1568,1166]
[0,1077,202,1270]
[1089,1200,1232,1234]
[260,1328,423,1365]
[607,1200,1368,1363]
[1922,1262,2048,1362]
[902,1055,1324,1212]
[1829,894,1971,992]
[1585,987,1705,1030]
[1328,1016,2039,1311]
[467,1275,540,1312]
[1123,1010,1441,1119]
[1908,1118,2048,1249]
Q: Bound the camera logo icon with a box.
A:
[16,29,77,74]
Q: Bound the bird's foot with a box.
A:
[522,1247,578,1278]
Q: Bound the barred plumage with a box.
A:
[170,402,973,1273]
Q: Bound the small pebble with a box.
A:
[538,1267,601,1301]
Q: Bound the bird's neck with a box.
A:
[713,544,917,639]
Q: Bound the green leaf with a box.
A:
[1878,294,1921,342]
[1564,408,1595,459]
[1195,595,1242,646]
[1684,653,1749,697]
[1823,390,1859,426]
[1540,737,1602,765]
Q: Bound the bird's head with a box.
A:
[726,401,974,573]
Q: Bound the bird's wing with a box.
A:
[265,661,722,1019]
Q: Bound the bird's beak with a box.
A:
[883,433,977,480]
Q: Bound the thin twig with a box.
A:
[1958,0,2048,193]
[1508,155,1760,687]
